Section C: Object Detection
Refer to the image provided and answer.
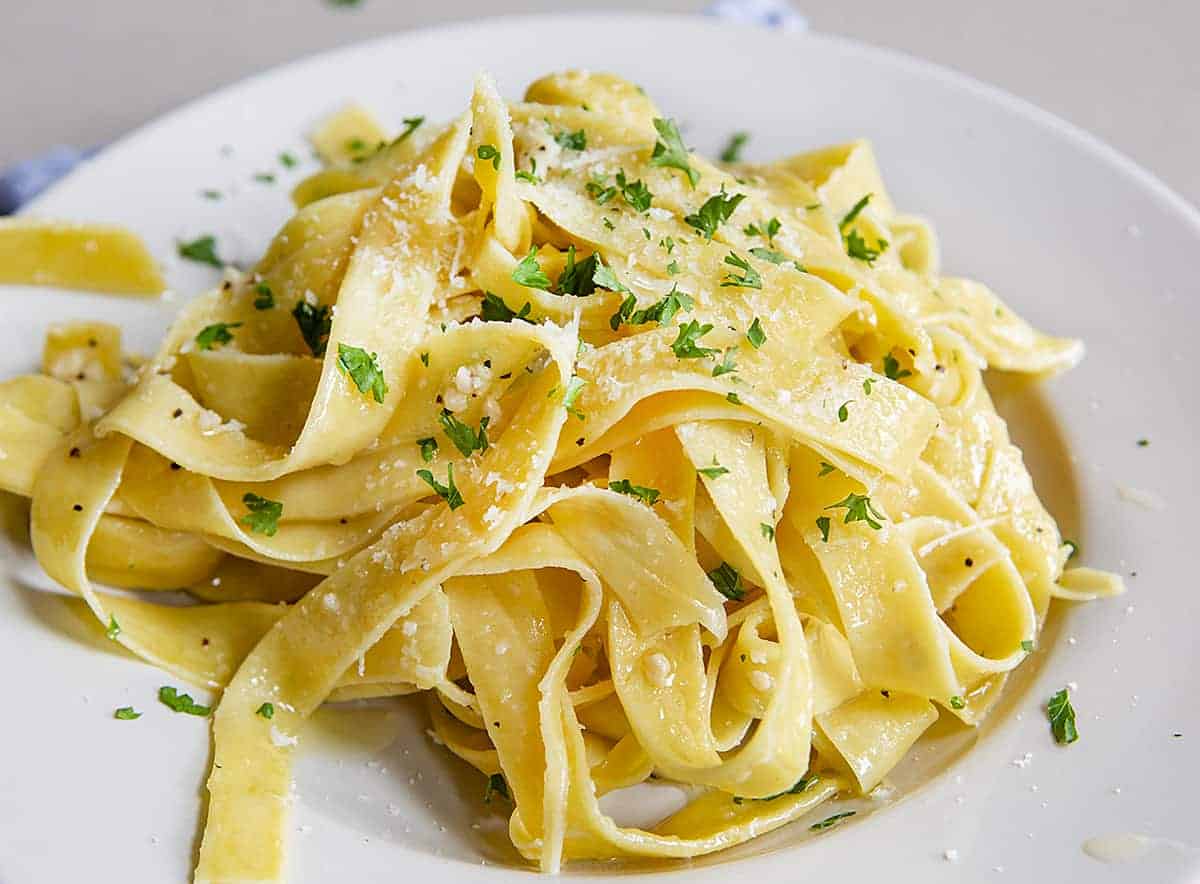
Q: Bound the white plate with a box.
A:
[2,13,1198,883]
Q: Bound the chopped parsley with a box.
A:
[707,562,745,601]
[484,773,510,803]
[511,247,552,290]
[240,493,283,536]
[114,707,141,720]
[719,131,749,163]
[608,479,660,505]
[726,392,742,404]
[253,281,275,310]
[515,158,540,184]
[817,461,836,476]
[557,245,630,297]
[279,151,298,168]
[720,252,762,289]
[810,811,856,831]
[106,615,121,641]
[670,320,718,359]
[417,463,464,509]
[337,344,388,403]
[862,377,875,395]
[200,189,222,200]
[882,353,912,380]
[392,116,425,145]
[649,118,699,187]
[760,522,775,541]
[417,437,439,462]
[562,376,586,420]
[475,144,501,170]
[732,774,818,804]
[481,291,532,323]
[837,401,851,422]
[439,410,490,457]
[419,352,429,367]
[839,193,873,231]
[1021,639,1035,652]
[256,702,275,719]
[816,515,831,542]
[586,174,616,204]
[253,172,276,184]
[746,317,766,348]
[1063,539,1079,560]
[1047,687,1079,744]
[610,285,694,330]
[1136,438,1150,447]
[292,300,332,357]
[749,246,787,264]
[158,685,211,717]
[553,128,587,151]
[618,171,653,212]
[744,217,781,245]
[711,347,738,378]
[825,493,885,529]
[177,235,223,268]
[697,457,729,479]
[684,187,746,240]
[195,322,241,351]
[845,228,887,264]
[949,695,965,710]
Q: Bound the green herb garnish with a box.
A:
[114,707,141,720]
[721,252,762,289]
[481,291,532,323]
[816,516,831,542]
[195,322,241,351]
[177,235,223,268]
[253,281,275,310]
[337,344,388,403]
[417,463,464,509]
[106,615,121,641]
[760,522,775,541]
[417,437,438,462]
[240,493,283,536]
[882,353,912,380]
[256,702,275,719]
[554,129,587,151]
[719,132,749,163]
[670,320,717,359]
[697,457,729,479]
[475,144,501,170]
[684,187,746,240]
[746,317,766,348]
[562,376,586,420]
[1047,688,1079,744]
[707,562,745,601]
[484,773,510,803]
[511,247,552,290]
[810,811,856,831]
[439,409,490,457]
[649,118,699,187]
[292,300,331,357]
[825,493,884,529]
[744,217,780,245]
[608,479,660,505]
[158,685,211,717]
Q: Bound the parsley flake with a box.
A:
[749,246,787,264]
[817,461,836,476]
[837,401,851,422]
[839,193,873,231]
[618,171,653,212]
[392,116,425,146]
[670,320,718,359]
[1021,639,1035,652]
[726,392,742,404]
[240,493,283,536]
[106,615,121,641]
[746,317,766,348]
[707,562,745,601]
[650,118,699,187]
[417,463,464,509]
[882,353,912,380]
[949,695,965,710]
[825,493,885,529]
[612,285,694,330]
[279,152,298,169]
[744,217,781,244]
[417,437,438,462]
[253,281,275,310]
[337,344,388,403]
[608,479,660,505]
[711,347,738,377]
[810,811,856,831]
[177,235,223,268]
[721,252,762,289]
[475,144,501,170]
[511,247,552,290]
[732,774,818,804]
[697,457,729,479]
[257,702,275,719]
[114,707,141,720]
[562,376,587,420]
[557,246,630,297]
[481,291,533,323]
[515,157,540,184]
[1064,539,1079,560]
[760,522,775,541]
[158,685,211,717]
[292,301,331,357]
[1047,687,1079,744]
[816,515,831,542]
[553,129,587,151]
[684,187,746,240]
[195,322,241,351]
[719,131,749,163]
[439,410,490,457]
[863,377,875,395]
[845,229,886,264]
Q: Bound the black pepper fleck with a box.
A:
[68,447,81,458]
[72,504,83,512]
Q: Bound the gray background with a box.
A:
[2,0,1197,205]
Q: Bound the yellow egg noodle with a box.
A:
[0,71,1124,881]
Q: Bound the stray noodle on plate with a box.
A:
[0,71,1122,882]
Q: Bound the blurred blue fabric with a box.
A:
[0,0,804,215]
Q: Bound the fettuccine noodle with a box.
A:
[0,70,1123,882]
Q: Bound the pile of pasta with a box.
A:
[0,71,1122,881]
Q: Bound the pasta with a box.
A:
[0,70,1123,881]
